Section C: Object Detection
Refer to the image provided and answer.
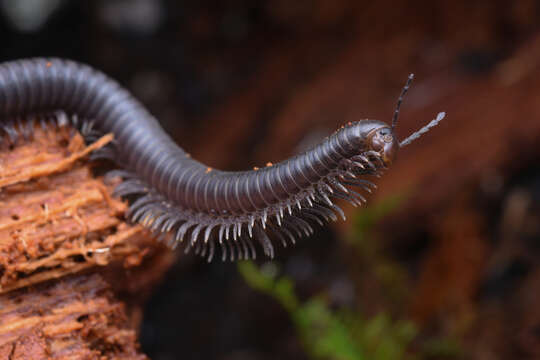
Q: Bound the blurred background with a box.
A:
[2,0,540,359]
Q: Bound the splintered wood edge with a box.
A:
[0,125,157,294]
[0,132,113,188]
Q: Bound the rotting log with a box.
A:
[0,274,147,359]
[0,124,163,294]
[0,123,170,359]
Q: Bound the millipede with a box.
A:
[0,58,445,262]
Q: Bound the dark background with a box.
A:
[2,1,540,359]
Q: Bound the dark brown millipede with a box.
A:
[0,58,444,261]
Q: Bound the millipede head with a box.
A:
[353,119,399,168]
[366,123,399,167]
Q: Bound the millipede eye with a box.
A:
[376,127,393,143]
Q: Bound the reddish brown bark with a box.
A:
[0,124,167,359]
[0,274,147,359]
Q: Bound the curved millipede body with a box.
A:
[0,58,444,261]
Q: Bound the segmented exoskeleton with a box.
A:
[0,58,444,261]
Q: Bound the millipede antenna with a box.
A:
[392,73,414,131]
[399,111,445,147]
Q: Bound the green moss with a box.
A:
[238,260,420,359]
[237,194,461,360]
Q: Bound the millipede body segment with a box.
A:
[0,58,441,262]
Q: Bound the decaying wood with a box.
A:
[0,274,147,359]
[0,125,158,294]
[0,123,168,359]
